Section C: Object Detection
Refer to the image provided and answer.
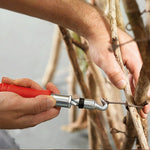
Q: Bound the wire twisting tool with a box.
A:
[0,83,108,111]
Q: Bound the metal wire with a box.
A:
[103,99,146,109]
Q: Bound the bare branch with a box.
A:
[59,26,112,149]
[42,26,62,87]
[72,38,88,51]
[109,0,149,149]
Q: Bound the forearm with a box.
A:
[0,0,109,38]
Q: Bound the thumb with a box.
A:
[99,54,126,89]
[22,95,56,115]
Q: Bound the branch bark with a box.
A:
[68,67,77,123]
[42,26,62,87]
[62,109,87,132]
[115,0,124,30]
[87,71,101,149]
[71,35,126,148]
[122,0,150,144]
[109,0,149,149]
[143,0,150,78]
[60,27,88,132]
[85,49,125,149]
[122,0,147,58]
[59,26,112,149]
[95,0,109,15]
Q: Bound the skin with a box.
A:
[0,0,148,128]
[0,77,60,129]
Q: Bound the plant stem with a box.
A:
[42,26,62,87]
[59,26,112,149]
[109,0,149,149]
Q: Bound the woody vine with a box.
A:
[42,0,150,149]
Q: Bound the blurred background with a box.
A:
[0,0,148,149]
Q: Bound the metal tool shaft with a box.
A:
[51,94,72,108]
[51,94,108,111]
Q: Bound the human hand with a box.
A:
[87,25,149,118]
[0,77,60,129]
[87,28,142,90]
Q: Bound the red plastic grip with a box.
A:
[0,83,51,98]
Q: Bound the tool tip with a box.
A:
[95,98,108,111]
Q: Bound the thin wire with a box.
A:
[103,99,145,109]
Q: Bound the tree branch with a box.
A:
[109,0,149,149]
[42,26,62,87]
[59,26,112,149]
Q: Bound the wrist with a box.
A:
[83,8,111,43]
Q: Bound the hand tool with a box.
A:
[0,83,108,111]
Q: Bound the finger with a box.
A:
[142,102,150,114]
[98,52,127,89]
[118,29,143,85]
[125,58,142,85]
[140,109,147,119]
[2,77,42,90]
[17,107,60,128]
[31,107,60,126]
[20,95,56,115]
[14,78,42,90]
[46,82,60,94]
[2,77,15,84]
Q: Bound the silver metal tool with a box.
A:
[51,94,108,111]
[0,83,108,111]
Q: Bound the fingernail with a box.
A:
[117,80,126,89]
[47,96,56,109]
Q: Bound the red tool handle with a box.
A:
[0,83,51,98]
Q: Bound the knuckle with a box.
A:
[32,97,47,114]
[33,102,43,114]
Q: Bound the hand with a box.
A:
[0,77,60,129]
[87,23,144,118]
[87,28,142,90]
